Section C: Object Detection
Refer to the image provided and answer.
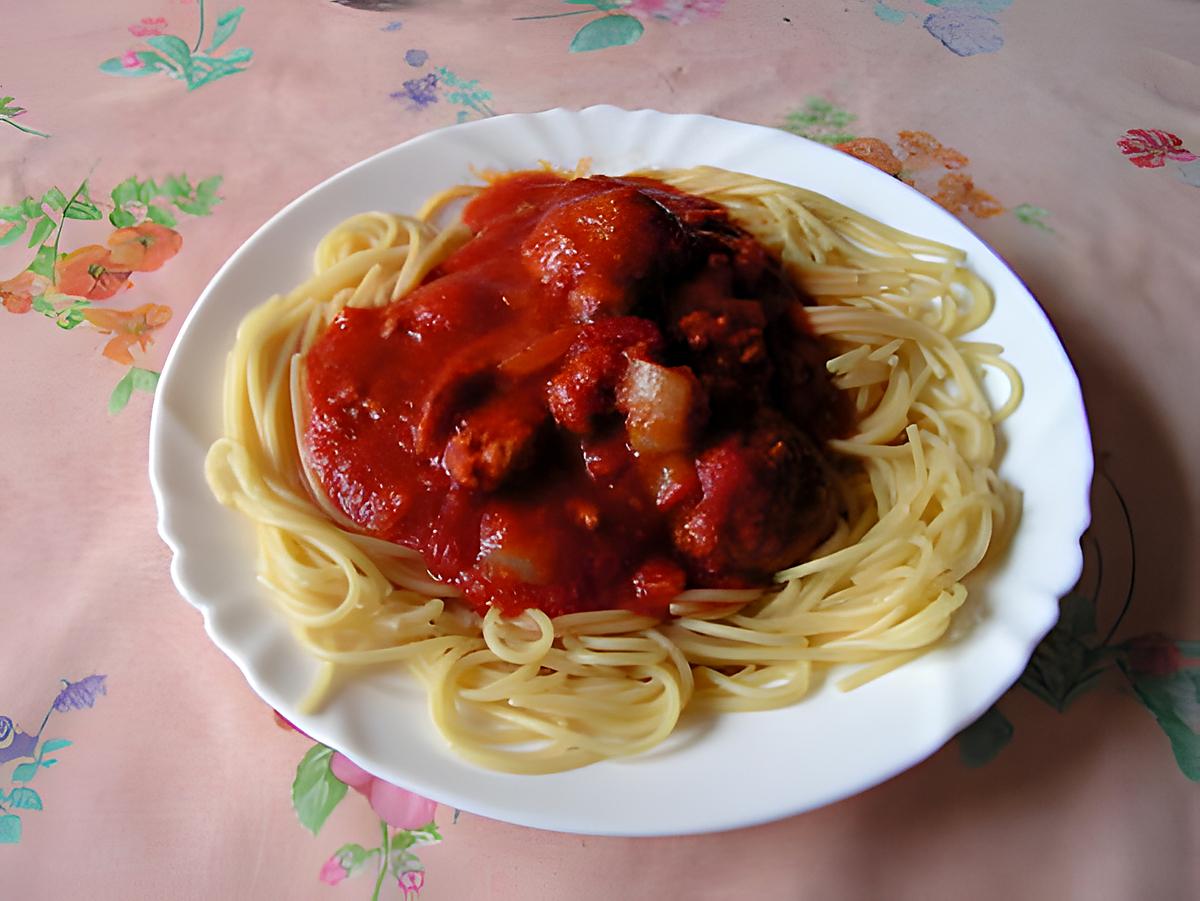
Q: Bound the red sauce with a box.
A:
[304,172,845,619]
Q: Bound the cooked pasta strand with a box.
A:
[204,166,1020,773]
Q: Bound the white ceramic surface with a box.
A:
[149,107,1093,837]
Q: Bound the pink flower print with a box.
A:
[329,752,438,829]
[120,50,144,69]
[1126,634,1184,677]
[370,780,439,830]
[1117,129,1198,169]
[129,17,168,37]
[329,752,375,792]
[398,869,426,896]
[628,0,726,25]
[318,855,349,886]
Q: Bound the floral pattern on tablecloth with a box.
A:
[0,676,107,844]
[1116,129,1200,187]
[870,0,1012,56]
[100,2,253,90]
[516,1,726,52]
[1,172,224,413]
[958,469,1200,778]
[391,64,497,123]
[275,715,445,900]
[782,98,1051,229]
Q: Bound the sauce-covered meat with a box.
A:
[304,171,846,618]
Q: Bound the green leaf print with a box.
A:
[292,744,349,835]
[569,14,645,52]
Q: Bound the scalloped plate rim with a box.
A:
[149,106,1093,836]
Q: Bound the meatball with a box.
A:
[672,418,836,579]
[521,183,691,321]
[442,393,547,491]
[770,308,849,441]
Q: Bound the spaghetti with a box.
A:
[205,166,1021,773]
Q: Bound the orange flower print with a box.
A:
[896,130,969,171]
[787,99,1052,232]
[835,128,1004,220]
[83,303,172,365]
[0,271,50,314]
[55,246,132,300]
[834,138,903,177]
[931,172,1004,219]
[106,223,183,272]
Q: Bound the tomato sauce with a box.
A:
[304,172,844,618]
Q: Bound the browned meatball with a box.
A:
[442,394,547,491]
[672,418,836,580]
[521,183,690,321]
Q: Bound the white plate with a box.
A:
[150,107,1092,836]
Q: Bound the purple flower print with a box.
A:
[53,675,107,712]
[922,8,1004,56]
[0,717,37,765]
[392,73,439,110]
[1,675,107,844]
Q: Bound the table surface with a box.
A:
[2,1,1198,898]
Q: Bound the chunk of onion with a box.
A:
[617,359,696,455]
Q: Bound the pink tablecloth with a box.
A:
[2,1,1198,898]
